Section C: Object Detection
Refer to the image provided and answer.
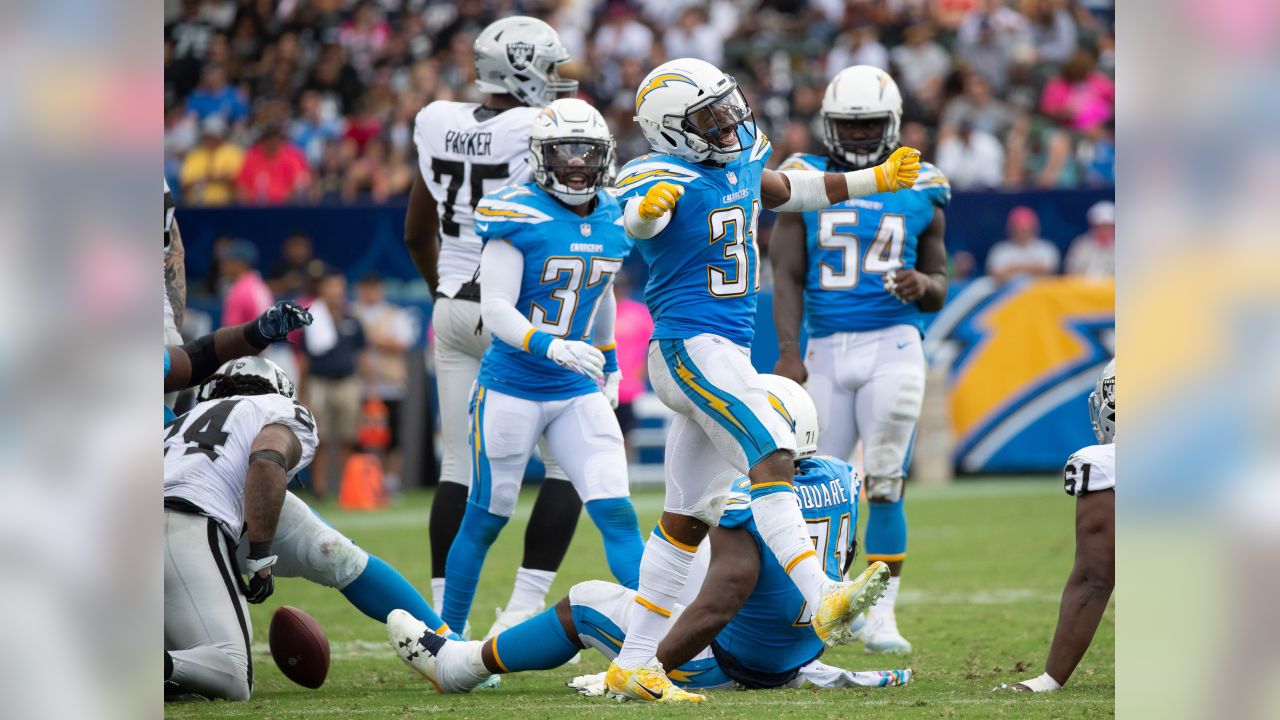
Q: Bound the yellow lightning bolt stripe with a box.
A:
[674,357,747,434]
[585,623,625,651]
[666,668,700,684]
[724,498,749,506]
[767,392,794,429]
[951,278,1114,441]
[635,596,672,618]
[472,386,486,494]
[614,168,685,188]
[477,207,532,218]
[635,72,696,112]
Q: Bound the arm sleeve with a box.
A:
[479,240,549,355]
[593,289,618,373]
[623,196,673,240]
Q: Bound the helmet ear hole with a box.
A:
[660,131,679,147]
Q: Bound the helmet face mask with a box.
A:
[529,99,616,206]
[1088,359,1116,444]
[820,66,903,170]
[634,59,756,164]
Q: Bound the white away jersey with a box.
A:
[164,393,318,537]
[413,101,541,298]
[1063,443,1115,497]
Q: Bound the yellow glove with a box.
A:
[873,147,921,193]
[637,181,684,221]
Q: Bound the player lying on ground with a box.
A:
[388,376,907,697]
[771,65,952,655]
[164,357,317,701]
[439,98,646,635]
[600,57,918,702]
[406,16,588,633]
[996,359,1115,692]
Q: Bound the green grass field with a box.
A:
[166,478,1114,719]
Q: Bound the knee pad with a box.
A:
[266,495,369,588]
[865,474,904,504]
[664,468,737,526]
[888,372,925,423]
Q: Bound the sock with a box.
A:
[1021,672,1062,692]
[865,497,908,564]
[489,606,579,673]
[430,481,470,579]
[614,525,695,668]
[749,489,827,607]
[340,554,459,638]
[585,498,645,589]
[506,568,556,614]
[442,503,510,630]
[522,478,582,570]
[870,576,901,618]
[430,578,446,617]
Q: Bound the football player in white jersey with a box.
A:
[164,357,317,701]
[997,359,1115,693]
[405,16,586,636]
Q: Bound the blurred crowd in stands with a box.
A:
[164,0,1115,206]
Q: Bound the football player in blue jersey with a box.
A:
[387,376,912,696]
[598,58,920,702]
[771,66,952,655]
[436,98,647,635]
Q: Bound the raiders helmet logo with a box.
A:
[507,42,535,71]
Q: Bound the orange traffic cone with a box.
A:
[338,453,387,511]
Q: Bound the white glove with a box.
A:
[566,671,607,696]
[547,338,605,381]
[881,260,908,303]
[602,370,622,408]
[798,659,913,688]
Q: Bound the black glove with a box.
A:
[244,554,277,604]
[257,301,313,341]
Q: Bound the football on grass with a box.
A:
[269,605,330,689]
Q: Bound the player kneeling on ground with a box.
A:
[436,98,647,635]
[996,359,1115,693]
[389,376,909,698]
[164,357,316,701]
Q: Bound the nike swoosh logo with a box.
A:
[635,681,663,700]
[476,223,490,232]
[896,342,910,349]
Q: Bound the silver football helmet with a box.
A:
[197,356,296,402]
[473,17,577,107]
[1088,359,1115,444]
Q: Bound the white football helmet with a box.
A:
[1088,359,1115,444]
[821,65,903,169]
[633,58,756,164]
[474,17,577,107]
[529,98,615,206]
[759,374,820,459]
[197,356,296,402]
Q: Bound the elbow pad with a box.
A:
[772,171,830,212]
[179,332,221,388]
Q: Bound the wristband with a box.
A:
[597,344,618,373]
[843,167,882,199]
[248,540,274,560]
[243,321,270,350]
[521,329,555,357]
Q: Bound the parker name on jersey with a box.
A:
[163,393,318,538]
[413,101,542,298]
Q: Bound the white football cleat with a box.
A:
[386,609,491,693]
[861,612,912,654]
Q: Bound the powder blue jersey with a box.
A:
[713,455,859,676]
[780,153,950,337]
[613,130,773,347]
[474,183,633,401]
[164,347,176,425]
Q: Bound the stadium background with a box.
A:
[164,0,1115,481]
